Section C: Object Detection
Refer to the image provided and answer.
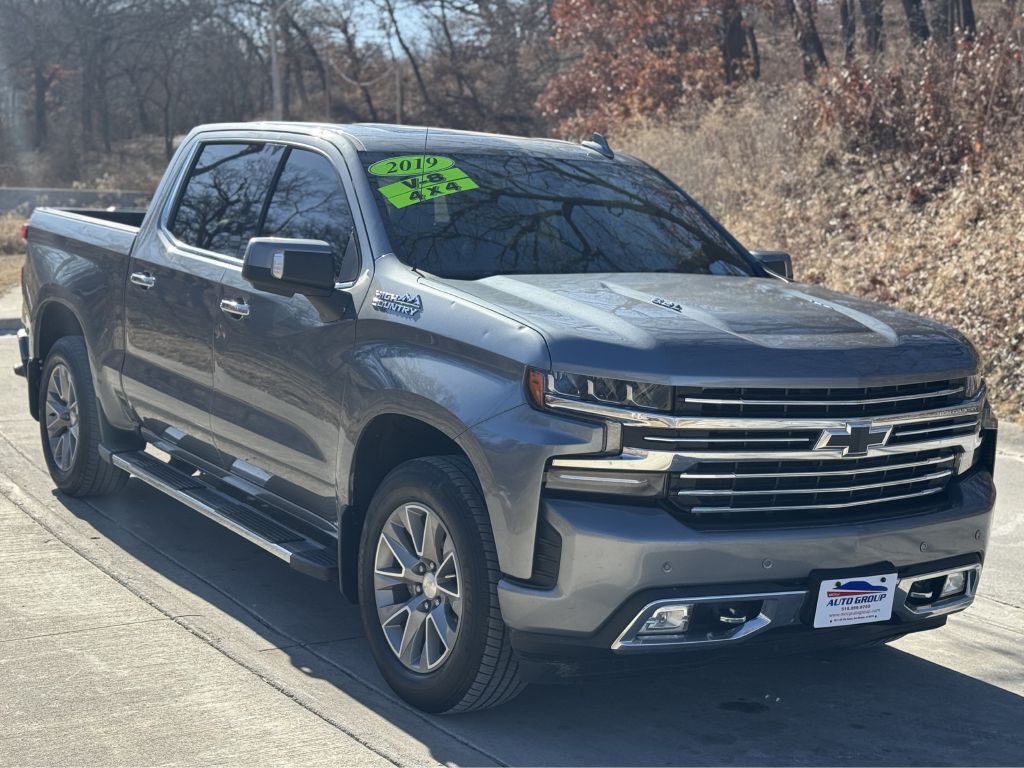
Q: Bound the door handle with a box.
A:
[219,298,250,319]
[130,271,156,289]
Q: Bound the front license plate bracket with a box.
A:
[813,570,899,629]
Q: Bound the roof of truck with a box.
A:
[190,121,624,162]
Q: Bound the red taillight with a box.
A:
[20,222,28,240]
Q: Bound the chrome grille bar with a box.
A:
[675,469,952,496]
[545,389,985,431]
[679,454,955,479]
[643,436,810,444]
[894,421,979,438]
[690,486,946,515]
[682,387,964,407]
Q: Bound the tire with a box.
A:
[357,455,524,713]
[39,336,128,497]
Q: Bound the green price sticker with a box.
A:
[368,155,455,176]
[377,167,479,209]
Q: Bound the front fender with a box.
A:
[338,310,607,578]
[460,404,605,579]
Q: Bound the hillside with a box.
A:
[620,86,1023,423]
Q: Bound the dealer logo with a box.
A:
[827,580,889,599]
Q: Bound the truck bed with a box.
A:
[23,206,144,427]
[60,208,147,229]
[27,207,144,257]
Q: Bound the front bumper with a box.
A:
[497,468,994,668]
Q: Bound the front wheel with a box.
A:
[357,456,523,713]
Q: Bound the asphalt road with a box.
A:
[0,335,1021,766]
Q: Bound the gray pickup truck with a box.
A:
[17,122,998,713]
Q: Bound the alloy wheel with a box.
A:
[44,362,79,473]
[373,502,462,673]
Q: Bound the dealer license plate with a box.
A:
[813,572,898,629]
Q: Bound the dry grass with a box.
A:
[0,215,25,294]
[0,214,23,253]
[618,87,1024,423]
[0,256,24,294]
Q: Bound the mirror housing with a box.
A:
[750,250,794,280]
[242,237,335,298]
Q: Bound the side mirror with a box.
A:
[242,237,335,298]
[750,250,794,280]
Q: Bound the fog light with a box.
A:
[639,604,692,635]
[940,570,967,598]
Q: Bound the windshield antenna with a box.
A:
[582,132,614,159]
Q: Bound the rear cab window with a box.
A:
[169,143,283,258]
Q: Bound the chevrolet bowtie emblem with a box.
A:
[815,421,892,457]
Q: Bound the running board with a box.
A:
[108,450,337,580]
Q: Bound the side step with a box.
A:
[109,450,337,580]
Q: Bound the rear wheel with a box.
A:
[358,455,523,713]
[39,337,128,497]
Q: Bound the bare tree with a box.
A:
[901,0,931,44]
[860,0,885,54]
[0,0,69,149]
[782,0,828,77]
[840,0,857,61]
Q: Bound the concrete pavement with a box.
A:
[0,288,22,333]
[0,334,1021,766]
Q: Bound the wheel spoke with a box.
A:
[52,367,63,400]
[377,597,412,625]
[372,569,408,589]
[66,428,77,463]
[378,531,420,579]
[54,433,66,469]
[435,552,460,600]
[403,504,427,557]
[397,605,428,668]
[45,407,63,437]
[428,603,457,653]
[421,513,442,564]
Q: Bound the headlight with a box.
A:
[526,368,673,414]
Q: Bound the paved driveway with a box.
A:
[0,336,1021,766]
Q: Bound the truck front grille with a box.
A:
[669,449,956,523]
[674,379,967,419]
[549,378,985,528]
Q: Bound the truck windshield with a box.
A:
[359,151,756,280]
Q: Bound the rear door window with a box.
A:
[261,148,356,281]
[170,142,283,258]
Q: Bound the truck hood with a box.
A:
[433,273,977,386]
